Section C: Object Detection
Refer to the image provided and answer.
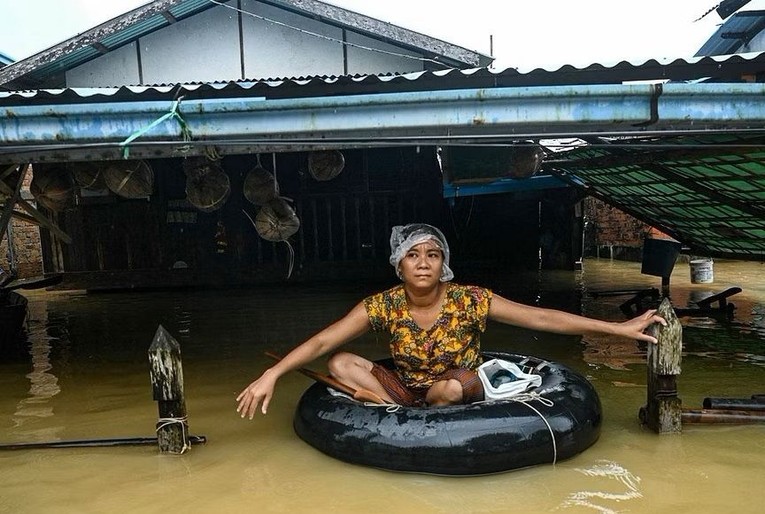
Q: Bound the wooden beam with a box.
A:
[0,175,72,244]
[160,10,177,23]
[0,164,27,245]
[9,211,38,225]
[1,164,18,181]
[91,42,110,54]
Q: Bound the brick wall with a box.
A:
[0,220,43,277]
[1,167,44,278]
[584,197,651,261]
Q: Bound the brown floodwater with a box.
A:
[1,258,763,514]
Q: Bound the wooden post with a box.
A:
[640,297,683,433]
[148,325,190,454]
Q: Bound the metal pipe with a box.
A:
[682,409,765,424]
[702,397,765,411]
[0,435,206,450]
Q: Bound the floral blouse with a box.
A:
[363,283,492,388]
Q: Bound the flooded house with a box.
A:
[0,4,764,511]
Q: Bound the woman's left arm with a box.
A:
[488,294,666,343]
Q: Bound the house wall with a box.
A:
[583,197,651,261]
[17,146,548,288]
[0,220,44,277]
[65,0,424,87]
[141,5,242,84]
[241,0,344,78]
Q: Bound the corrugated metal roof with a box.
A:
[696,9,765,56]
[3,50,765,106]
[547,133,765,260]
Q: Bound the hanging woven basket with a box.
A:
[307,150,345,181]
[69,162,107,191]
[254,197,300,242]
[184,158,231,213]
[103,160,154,198]
[243,163,279,206]
[30,167,74,212]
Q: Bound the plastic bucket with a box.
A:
[641,238,681,277]
[689,259,714,284]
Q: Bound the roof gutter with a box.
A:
[2,83,765,164]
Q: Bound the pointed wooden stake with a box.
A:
[148,325,190,454]
[640,297,683,433]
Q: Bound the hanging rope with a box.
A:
[120,97,192,159]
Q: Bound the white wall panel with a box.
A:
[64,0,429,87]
[241,0,343,79]
[140,5,242,84]
[346,31,423,76]
[66,42,140,87]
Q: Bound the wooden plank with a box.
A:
[695,286,742,310]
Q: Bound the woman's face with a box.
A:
[397,241,444,288]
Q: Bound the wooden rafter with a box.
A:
[0,164,27,245]
[0,168,72,244]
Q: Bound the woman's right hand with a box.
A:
[236,369,278,419]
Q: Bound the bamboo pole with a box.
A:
[264,352,384,403]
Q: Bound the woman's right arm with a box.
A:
[236,302,371,419]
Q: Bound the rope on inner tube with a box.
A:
[477,392,558,465]
[363,401,401,413]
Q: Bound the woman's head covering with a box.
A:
[389,223,454,282]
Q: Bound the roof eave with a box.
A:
[263,0,491,68]
[3,82,765,164]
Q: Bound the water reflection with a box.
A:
[11,300,65,443]
[579,259,765,369]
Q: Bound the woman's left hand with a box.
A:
[619,309,667,343]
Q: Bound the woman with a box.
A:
[237,223,664,418]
